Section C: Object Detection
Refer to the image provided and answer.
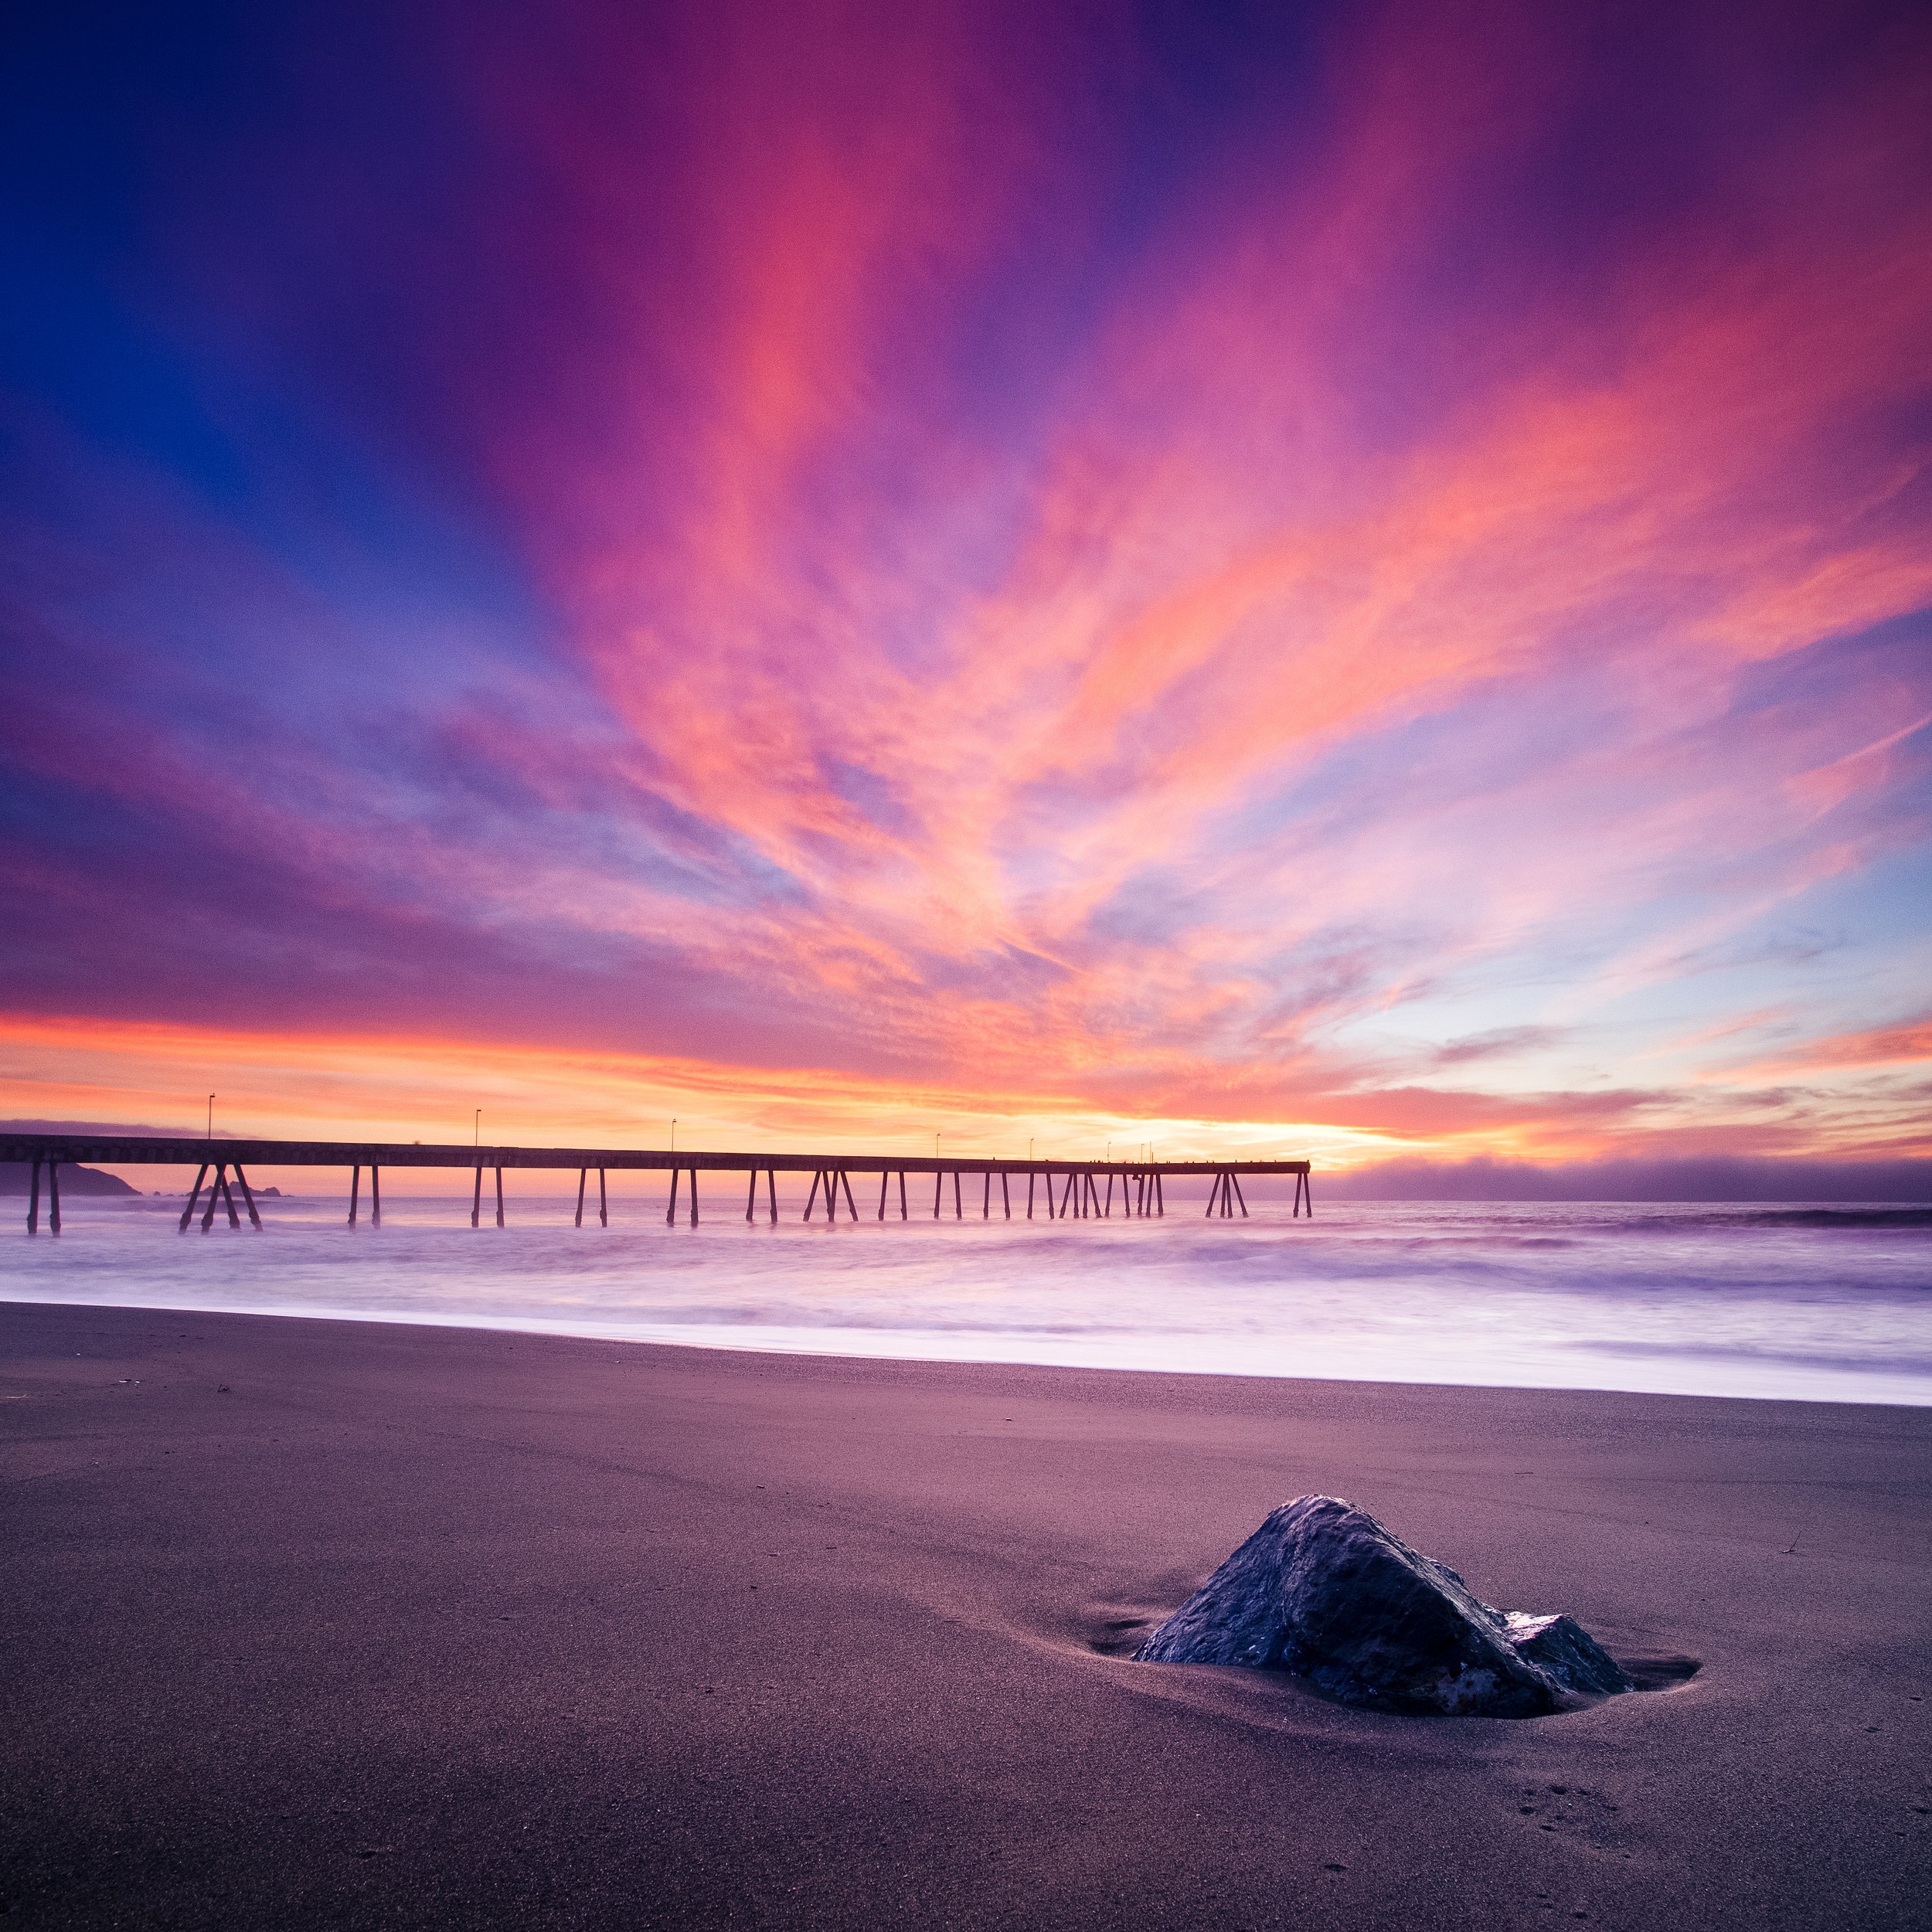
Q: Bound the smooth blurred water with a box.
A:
[6,1189,1930,1404]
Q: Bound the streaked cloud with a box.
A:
[2,0,1928,1168]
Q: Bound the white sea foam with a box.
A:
[7,1192,1929,1405]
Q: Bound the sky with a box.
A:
[2,0,1930,1172]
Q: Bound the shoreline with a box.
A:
[4,1283,1930,1409]
[5,1298,1929,1929]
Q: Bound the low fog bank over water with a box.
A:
[1321,1156,1932,1202]
[8,1192,1929,1406]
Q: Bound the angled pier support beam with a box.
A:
[348,1165,361,1226]
[766,1167,777,1225]
[495,1166,505,1228]
[668,1167,682,1226]
[233,1165,262,1229]
[471,1166,483,1228]
[580,1168,591,1227]
[46,1161,61,1235]
[26,1158,40,1233]
[600,1168,609,1227]
[370,1165,382,1228]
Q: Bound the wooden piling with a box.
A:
[495,1166,505,1228]
[348,1165,360,1227]
[233,1165,262,1229]
[47,1161,61,1235]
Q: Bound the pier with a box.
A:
[4,1133,1313,1231]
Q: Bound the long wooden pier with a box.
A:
[4,1132,1312,1233]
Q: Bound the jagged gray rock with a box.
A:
[1134,1495,1633,1716]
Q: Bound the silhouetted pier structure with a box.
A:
[5,1134,1312,1233]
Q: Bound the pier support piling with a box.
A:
[495,1166,505,1228]
[348,1165,360,1227]
[471,1166,482,1228]
[27,1158,40,1233]
[233,1165,261,1228]
[47,1161,60,1235]
[580,1168,590,1227]
[600,1168,609,1227]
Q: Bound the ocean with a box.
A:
[8,1189,1930,1406]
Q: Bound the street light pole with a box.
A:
[207,1094,214,1138]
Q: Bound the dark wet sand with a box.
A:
[3,1301,1929,1930]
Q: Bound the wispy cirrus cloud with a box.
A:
[2,0,1929,1165]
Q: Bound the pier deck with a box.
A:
[3,1133,1311,1231]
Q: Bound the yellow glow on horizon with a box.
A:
[1,1011,1423,1184]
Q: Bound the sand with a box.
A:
[3,1300,1929,1930]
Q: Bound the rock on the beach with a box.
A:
[1134,1495,1632,1716]
[1502,1611,1634,1696]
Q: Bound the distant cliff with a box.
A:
[0,1162,140,1196]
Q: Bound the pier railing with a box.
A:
[2,1134,1311,1233]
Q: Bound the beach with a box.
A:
[4,1298,1929,1929]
